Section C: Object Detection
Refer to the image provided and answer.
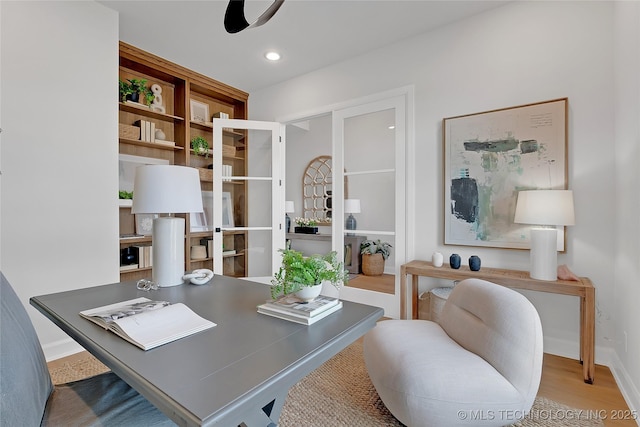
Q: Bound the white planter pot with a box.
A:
[295,284,323,302]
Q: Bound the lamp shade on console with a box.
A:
[345,199,361,234]
[132,165,203,287]
[514,190,575,281]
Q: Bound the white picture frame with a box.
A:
[190,99,209,123]
[135,214,157,236]
[190,191,213,232]
[222,192,234,227]
[118,154,169,194]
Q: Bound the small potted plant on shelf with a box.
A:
[126,78,148,103]
[190,136,210,157]
[118,79,133,103]
[360,239,392,276]
[294,217,318,234]
[270,248,349,301]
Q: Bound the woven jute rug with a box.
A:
[49,341,603,427]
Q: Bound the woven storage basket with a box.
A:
[118,123,140,140]
[223,145,236,157]
[429,287,453,324]
[362,253,384,276]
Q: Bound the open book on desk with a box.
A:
[80,297,216,350]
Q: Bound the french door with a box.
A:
[212,119,285,278]
[331,95,407,318]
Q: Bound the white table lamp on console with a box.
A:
[132,165,203,287]
[514,190,575,281]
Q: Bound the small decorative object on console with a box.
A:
[432,252,444,267]
[294,217,318,234]
[469,255,481,271]
[449,253,461,269]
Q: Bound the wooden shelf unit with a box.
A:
[118,41,248,280]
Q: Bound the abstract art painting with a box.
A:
[443,98,568,250]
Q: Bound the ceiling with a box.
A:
[99,0,509,93]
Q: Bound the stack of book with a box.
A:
[134,244,153,268]
[257,294,342,325]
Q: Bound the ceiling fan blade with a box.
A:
[224,0,285,34]
[248,0,285,30]
[224,0,250,34]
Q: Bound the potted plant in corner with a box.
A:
[190,136,210,157]
[360,239,392,276]
[270,248,349,302]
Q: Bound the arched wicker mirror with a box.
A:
[302,156,347,223]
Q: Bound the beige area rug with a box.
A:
[49,341,603,427]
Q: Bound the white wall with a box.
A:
[251,0,617,367]
[613,1,640,411]
[0,1,119,359]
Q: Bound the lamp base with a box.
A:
[346,214,357,236]
[152,217,186,287]
[529,227,558,281]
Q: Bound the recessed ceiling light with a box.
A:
[265,51,281,61]
[388,125,395,130]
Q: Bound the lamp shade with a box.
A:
[285,200,295,213]
[345,199,361,214]
[514,190,575,226]
[132,165,203,214]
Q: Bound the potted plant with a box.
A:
[270,248,349,301]
[294,217,318,234]
[190,136,210,157]
[118,79,133,103]
[127,78,148,103]
[360,239,392,276]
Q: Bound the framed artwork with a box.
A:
[190,99,209,123]
[118,154,169,194]
[135,214,157,236]
[443,98,568,250]
[190,191,213,232]
[222,192,234,228]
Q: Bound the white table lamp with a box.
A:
[345,199,361,235]
[132,165,203,287]
[514,190,575,281]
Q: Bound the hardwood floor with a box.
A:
[538,354,636,426]
[347,273,394,294]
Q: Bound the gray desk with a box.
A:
[30,275,383,426]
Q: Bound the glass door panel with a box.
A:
[333,96,406,318]
[213,120,284,279]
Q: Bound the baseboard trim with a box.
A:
[42,337,84,362]
[608,351,640,424]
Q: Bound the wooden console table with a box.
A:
[400,260,596,384]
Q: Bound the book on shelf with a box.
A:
[80,297,216,350]
[119,264,139,272]
[222,249,237,256]
[257,300,343,325]
[120,233,143,240]
[133,244,152,268]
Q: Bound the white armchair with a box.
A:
[364,278,543,426]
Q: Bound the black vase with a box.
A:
[449,253,461,269]
[469,255,481,271]
[120,247,137,265]
[126,92,140,103]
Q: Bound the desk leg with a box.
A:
[581,287,596,384]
